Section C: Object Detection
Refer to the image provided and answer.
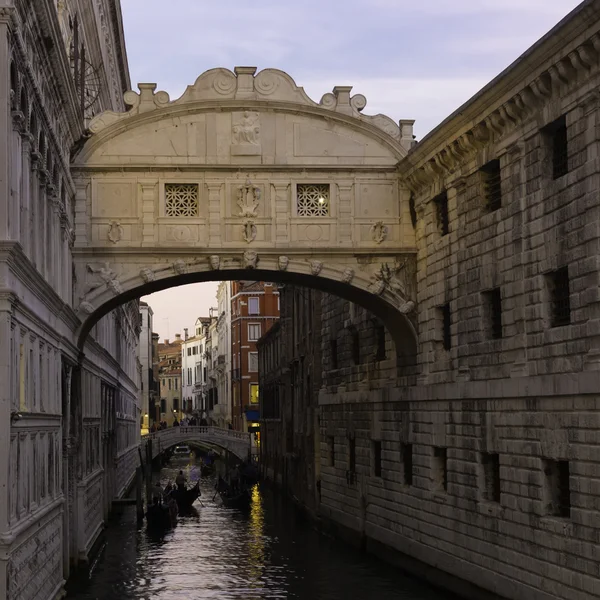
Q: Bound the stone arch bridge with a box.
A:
[72,66,418,359]
[142,426,252,462]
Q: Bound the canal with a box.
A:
[68,456,458,600]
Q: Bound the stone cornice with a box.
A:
[0,241,79,331]
[108,0,131,94]
[399,0,600,195]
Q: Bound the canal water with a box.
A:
[68,456,458,600]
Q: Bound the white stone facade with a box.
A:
[138,302,154,433]
[0,2,137,600]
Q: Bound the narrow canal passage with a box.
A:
[68,457,457,600]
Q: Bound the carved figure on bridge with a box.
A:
[209,255,220,270]
[278,256,289,271]
[86,262,121,295]
[140,267,156,283]
[107,220,124,244]
[233,111,260,145]
[342,268,354,284]
[242,220,257,243]
[237,177,260,218]
[370,261,416,313]
[370,221,388,244]
[173,259,188,275]
[243,250,258,269]
[310,260,323,276]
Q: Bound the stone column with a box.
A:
[272,183,290,244]
[9,110,24,241]
[0,8,9,242]
[73,181,88,247]
[20,132,32,258]
[140,180,157,245]
[206,182,223,245]
[336,182,353,246]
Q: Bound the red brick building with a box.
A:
[230,281,279,432]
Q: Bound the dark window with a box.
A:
[543,459,570,518]
[434,190,449,236]
[547,267,570,327]
[482,453,501,502]
[409,193,417,228]
[160,398,166,413]
[544,115,568,180]
[441,304,451,350]
[351,330,360,365]
[173,397,178,411]
[348,436,356,473]
[483,288,503,339]
[481,159,502,211]
[373,440,382,477]
[433,447,448,492]
[328,436,335,467]
[375,325,386,361]
[330,339,338,369]
[402,443,413,485]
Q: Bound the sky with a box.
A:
[130,0,582,340]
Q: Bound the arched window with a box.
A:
[19,87,28,119]
[10,62,18,109]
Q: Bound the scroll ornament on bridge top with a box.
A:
[87,67,404,142]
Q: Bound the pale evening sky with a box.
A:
[130,0,582,340]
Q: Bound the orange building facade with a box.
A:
[230,281,280,432]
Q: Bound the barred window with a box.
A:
[297,184,329,217]
[165,183,199,216]
[543,115,569,180]
[481,159,502,211]
[483,288,503,339]
[547,267,570,327]
[433,190,449,236]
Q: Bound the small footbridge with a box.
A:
[141,426,252,462]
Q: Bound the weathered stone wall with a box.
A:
[316,4,600,600]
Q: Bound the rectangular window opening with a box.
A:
[433,447,448,492]
[351,330,360,365]
[248,297,260,315]
[543,459,570,518]
[482,452,501,502]
[547,267,570,327]
[348,436,356,474]
[434,190,449,236]
[330,339,338,370]
[375,325,386,361]
[440,304,451,350]
[248,323,262,341]
[373,440,382,477]
[483,288,503,339]
[165,183,199,217]
[544,115,568,180]
[402,443,413,486]
[328,436,335,467]
[481,159,502,211]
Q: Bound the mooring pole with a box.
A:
[136,466,144,522]
[145,438,153,503]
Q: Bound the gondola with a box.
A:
[145,500,176,529]
[170,481,201,510]
[219,487,252,510]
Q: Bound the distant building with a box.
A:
[181,318,211,419]
[231,281,280,433]
[257,286,322,514]
[212,281,233,428]
[157,334,184,425]
[138,302,156,433]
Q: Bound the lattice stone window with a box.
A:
[297,184,330,216]
[165,183,199,216]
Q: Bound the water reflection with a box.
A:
[68,456,457,600]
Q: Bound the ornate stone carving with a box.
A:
[278,256,289,271]
[237,178,260,218]
[232,111,261,155]
[107,279,123,295]
[342,268,354,284]
[243,250,258,269]
[78,301,95,315]
[370,260,416,312]
[370,221,388,244]
[86,263,117,294]
[107,221,123,244]
[233,111,260,145]
[139,267,156,283]
[310,260,323,276]
[209,255,220,270]
[242,220,257,243]
[172,259,188,275]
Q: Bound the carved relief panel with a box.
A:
[90,179,138,245]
